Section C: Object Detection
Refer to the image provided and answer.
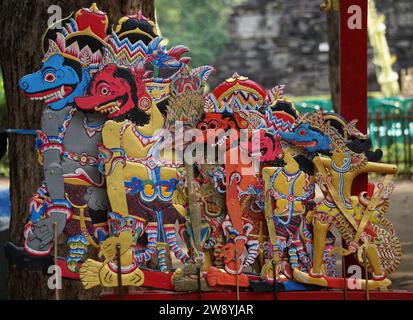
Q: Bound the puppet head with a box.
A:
[18,4,107,110]
[75,12,190,124]
[281,110,332,153]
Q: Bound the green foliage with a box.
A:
[0,78,4,101]
[0,160,9,178]
[156,0,245,67]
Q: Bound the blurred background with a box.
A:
[157,0,413,173]
[0,0,413,297]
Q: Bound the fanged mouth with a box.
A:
[96,101,121,114]
[111,225,134,235]
[25,85,75,104]
[292,140,317,148]
[95,95,126,115]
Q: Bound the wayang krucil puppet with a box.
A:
[5,4,110,273]
[282,111,400,289]
[6,4,402,293]
[74,13,215,288]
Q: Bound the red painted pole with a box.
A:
[340,0,368,278]
[340,0,368,194]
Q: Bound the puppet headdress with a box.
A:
[42,3,108,68]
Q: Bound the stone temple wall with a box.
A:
[209,0,413,96]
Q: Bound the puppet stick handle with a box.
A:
[342,242,347,300]
[116,244,123,299]
[364,247,369,300]
[53,221,59,301]
[197,265,202,299]
[272,259,278,300]
[185,161,202,254]
[235,245,240,301]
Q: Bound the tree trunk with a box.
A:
[0,0,154,300]
[327,10,340,113]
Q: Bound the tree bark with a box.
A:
[0,0,154,300]
[327,10,340,113]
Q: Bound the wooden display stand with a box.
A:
[100,289,413,300]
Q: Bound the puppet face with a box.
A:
[196,113,240,147]
[281,123,331,153]
[240,130,284,165]
[18,54,86,110]
[75,64,138,119]
[254,130,284,164]
[197,113,239,132]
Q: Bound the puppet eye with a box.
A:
[98,84,110,96]
[44,72,56,83]
[198,123,207,131]
[209,120,218,129]
[299,129,306,136]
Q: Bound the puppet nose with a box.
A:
[18,78,29,91]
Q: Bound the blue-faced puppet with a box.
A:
[5,4,110,273]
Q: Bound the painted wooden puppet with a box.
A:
[5,4,109,272]
[193,74,292,287]
[260,101,337,284]
[282,110,400,289]
[76,13,212,288]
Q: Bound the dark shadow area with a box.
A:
[0,228,8,299]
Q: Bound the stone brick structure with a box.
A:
[209,0,413,96]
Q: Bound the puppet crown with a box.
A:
[43,3,107,67]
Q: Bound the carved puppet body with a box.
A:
[195,110,288,287]
[311,154,399,277]
[196,90,334,286]
[262,150,314,278]
[76,12,198,279]
[75,63,190,272]
[5,12,110,271]
[282,111,401,289]
[16,54,108,271]
[260,102,339,279]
